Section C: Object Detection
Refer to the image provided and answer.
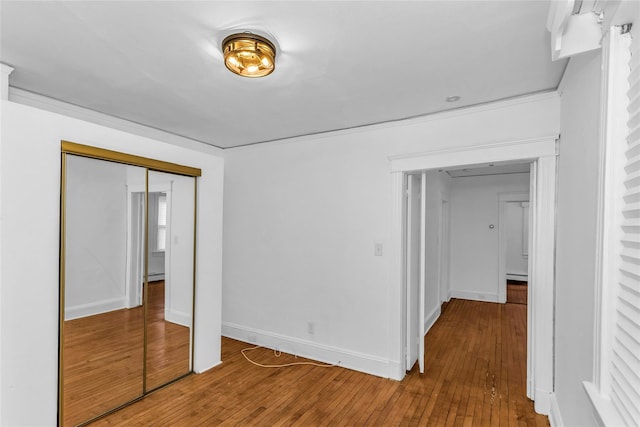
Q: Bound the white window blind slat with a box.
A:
[158,195,167,227]
[622,222,640,233]
[629,128,640,149]
[616,304,640,342]
[610,24,640,427]
[620,246,640,262]
[156,194,167,251]
[610,369,640,425]
[620,274,640,293]
[612,349,640,395]
[622,201,640,216]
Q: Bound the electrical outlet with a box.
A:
[375,243,383,256]
[307,322,315,335]
[248,335,257,343]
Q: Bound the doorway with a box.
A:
[390,136,557,414]
[498,192,530,303]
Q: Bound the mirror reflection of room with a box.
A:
[63,155,146,426]
[61,148,198,426]
[145,170,195,391]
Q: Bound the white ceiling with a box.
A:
[0,1,567,149]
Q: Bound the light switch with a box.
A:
[375,243,383,256]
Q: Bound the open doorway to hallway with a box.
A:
[393,136,557,414]
[404,160,533,379]
[403,160,539,420]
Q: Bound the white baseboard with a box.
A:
[166,308,191,328]
[65,297,126,320]
[222,322,402,380]
[507,273,528,281]
[534,387,551,415]
[548,392,564,427]
[194,359,222,374]
[449,290,500,303]
[424,305,441,335]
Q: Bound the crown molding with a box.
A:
[7,87,223,155]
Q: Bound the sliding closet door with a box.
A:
[145,170,195,390]
[61,155,146,426]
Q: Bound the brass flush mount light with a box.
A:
[222,33,276,78]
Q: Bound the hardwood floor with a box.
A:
[92,298,548,426]
[146,281,191,390]
[63,281,190,426]
[506,281,528,305]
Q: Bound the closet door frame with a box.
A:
[58,141,201,426]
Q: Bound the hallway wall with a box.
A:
[448,173,530,302]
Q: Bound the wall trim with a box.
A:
[227,91,560,152]
[548,392,565,427]
[166,309,190,328]
[222,322,400,380]
[535,388,552,415]
[65,297,126,321]
[449,290,500,303]
[194,359,222,375]
[423,305,441,335]
[8,87,222,155]
[389,136,557,173]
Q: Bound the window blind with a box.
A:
[610,25,640,427]
[157,194,167,251]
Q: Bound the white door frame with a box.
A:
[405,175,420,371]
[125,189,145,308]
[438,196,450,304]
[389,136,557,415]
[126,183,173,311]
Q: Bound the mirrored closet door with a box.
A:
[59,142,200,426]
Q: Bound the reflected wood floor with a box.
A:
[146,281,191,390]
[507,281,528,305]
[94,298,548,426]
[63,281,190,426]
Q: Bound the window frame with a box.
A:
[585,13,637,427]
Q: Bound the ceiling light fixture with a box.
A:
[222,33,276,78]
[446,95,461,102]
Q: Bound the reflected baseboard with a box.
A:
[65,297,127,320]
[166,308,190,328]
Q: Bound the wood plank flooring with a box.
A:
[506,281,528,305]
[93,298,548,426]
[63,281,190,426]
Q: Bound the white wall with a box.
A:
[553,50,602,427]
[65,156,128,319]
[505,202,528,277]
[164,173,196,327]
[0,100,224,426]
[448,173,530,302]
[222,92,560,378]
[424,170,451,328]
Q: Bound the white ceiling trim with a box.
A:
[8,87,222,155]
[389,136,558,173]
[227,91,560,152]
